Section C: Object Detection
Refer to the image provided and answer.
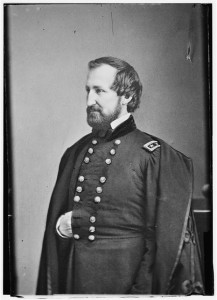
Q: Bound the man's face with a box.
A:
[86,64,123,130]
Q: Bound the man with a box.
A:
[37,57,204,295]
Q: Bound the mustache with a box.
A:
[87,105,102,113]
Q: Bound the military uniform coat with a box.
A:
[36,116,204,295]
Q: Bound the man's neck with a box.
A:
[110,113,131,130]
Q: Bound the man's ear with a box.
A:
[121,95,132,105]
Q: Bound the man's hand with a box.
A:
[56,211,73,238]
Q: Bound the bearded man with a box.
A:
[36,57,204,295]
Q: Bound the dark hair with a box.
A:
[88,56,142,112]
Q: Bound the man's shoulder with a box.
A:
[133,129,191,161]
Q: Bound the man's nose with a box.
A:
[87,90,97,107]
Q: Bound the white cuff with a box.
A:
[56,215,69,238]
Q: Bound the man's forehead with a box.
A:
[86,64,117,86]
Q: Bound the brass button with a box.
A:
[114,139,121,145]
[94,196,101,203]
[105,158,111,165]
[110,149,116,155]
[88,235,95,241]
[92,139,98,145]
[76,186,82,193]
[84,157,90,163]
[74,234,80,240]
[89,226,95,233]
[78,175,85,182]
[99,176,106,183]
[74,195,80,202]
[90,216,96,223]
[88,148,94,154]
[96,187,103,194]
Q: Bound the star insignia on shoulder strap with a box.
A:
[143,140,161,152]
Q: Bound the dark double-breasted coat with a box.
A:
[36,116,204,295]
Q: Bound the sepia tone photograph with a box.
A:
[4,3,213,296]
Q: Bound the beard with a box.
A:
[87,101,122,130]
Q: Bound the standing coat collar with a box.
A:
[92,115,137,141]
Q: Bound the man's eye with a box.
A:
[86,88,90,94]
[96,88,104,94]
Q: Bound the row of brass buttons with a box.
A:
[74,234,95,241]
[83,139,121,165]
[73,218,96,241]
[73,138,121,241]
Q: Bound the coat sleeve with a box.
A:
[130,143,204,295]
[130,147,160,294]
[152,143,204,295]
